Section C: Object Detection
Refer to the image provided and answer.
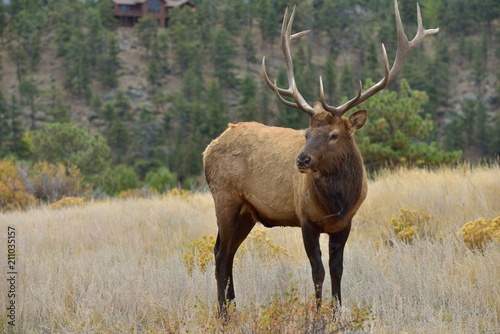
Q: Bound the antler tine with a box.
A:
[389,0,439,82]
[261,6,316,117]
[320,76,363,118]
[321,0,438,118]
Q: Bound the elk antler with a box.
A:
[320,0,439,117]
[262,6,317,116]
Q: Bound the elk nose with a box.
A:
[296,154,311,168]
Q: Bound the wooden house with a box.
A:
[111,0,194,28]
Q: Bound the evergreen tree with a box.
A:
[8,96,29,158]
[157,29,169,74]
[135,16,157,56]
[242,29,257,67]
[18,78,40,130]
[29,123,111,180]
[130,108,164,178]
[357,79,461,168]
[63,30,92,99]
[97,0,118,30]
[147,38,163,91]
[239,72,258,121]
[99,32,120,88]
[258,80,272,125]
[257,0,278,47]
[340,63,354,101]
[322,56,337,105]
[204,81,228,139]
[45,85,70,123]
[0,92,9,157]
[181,68,204,103]
[170,7,202,71]
[5,0,45,79]
[85,8,105,69]
[212,27,238,88]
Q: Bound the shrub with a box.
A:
[0,161,36,211]
[144,167,176,193]
[29,162,82,202]
[183,235,216,276]
[100,165,139,196]
[167,188,191,197]
[182,229,289,276]
[116,187,157,199]
[458,216,500,251]
[29,123,111,181]
[49,197,85,209]
[391,208,433,243]
[239,228,289,260]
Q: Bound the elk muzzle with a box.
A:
[296,151,315,172]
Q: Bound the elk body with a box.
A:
[203,0,438,313]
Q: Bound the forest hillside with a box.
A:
[0,0,499,204]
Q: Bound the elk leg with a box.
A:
[301,223,325,309]
[225,211,256,302]
[213,201,242,314]
[328,222,351,306]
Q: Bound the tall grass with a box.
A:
[1,165,499,333]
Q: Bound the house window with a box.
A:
[121,5,127,12]
[148,0,161,13]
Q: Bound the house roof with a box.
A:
[112,0,147,5]
[166,0,194,8]
[112,0,194,7]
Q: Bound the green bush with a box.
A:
[144,167,176,193]
[100,165,139,196]
[28,123,111,181]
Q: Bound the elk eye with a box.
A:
[330,132,339,141]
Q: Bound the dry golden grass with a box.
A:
[0,165,499,333]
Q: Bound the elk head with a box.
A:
[262,2,439,175]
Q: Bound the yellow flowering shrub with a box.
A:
[167,188,191,197]
[458,217,500,251]
[116,187,157,199]
[49,197,86,209]
[0,161,36,212]
[240,229,289,260]
[183,229,289,276]
[183,235,216,276]
[391,208,432,243]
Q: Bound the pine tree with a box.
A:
[204,81,228,139]
[239,72,258,121]
[212,27,238,88]
[0,92,9,157]
[357,79,461,168]
[322,56,337,105]
[242,29,257,67]
[45,85,70,123]
[135,16,158,57]
[340,63,354,101]
[18,78,40,130]
[85,8,105,69]
[63,30,92,99]
[147,38,163,91]
[157,29,169,74]
[99,32,120,88]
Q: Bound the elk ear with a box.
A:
[348,110,367,135]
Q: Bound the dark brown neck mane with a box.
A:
[310,146,364,221]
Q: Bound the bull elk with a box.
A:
[203,0,438,314]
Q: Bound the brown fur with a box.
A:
[203,105,368,313]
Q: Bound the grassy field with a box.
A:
[1,165,499,333]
